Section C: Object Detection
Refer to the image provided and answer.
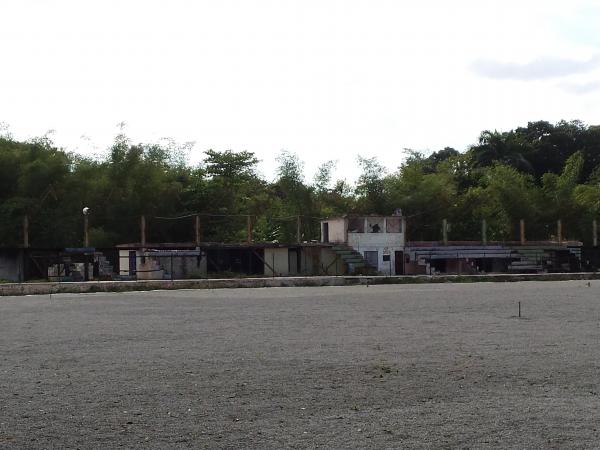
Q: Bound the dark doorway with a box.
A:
[288,248,301,275]
[128,251,137,275]
[394,251,404,275]
[206,248,264,275]
[322,222,329,243]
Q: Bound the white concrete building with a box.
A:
[320,215,406,275]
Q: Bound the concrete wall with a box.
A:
[4,272,600,297]
[118,250,133,275]
[347,230,405,249]
[264,248,289,276]
[357,245,404,275]
[320,247,345,275]
[347,232,404,275]
[300,247,317,275]
[322,218,346,243]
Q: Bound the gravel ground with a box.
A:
[1,281,600,449]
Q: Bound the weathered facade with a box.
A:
[320,214,584,275]
[321,215,406,275]
[116,242,343,280]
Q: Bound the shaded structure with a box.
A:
[115,242,343,279]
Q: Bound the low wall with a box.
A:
[2,273,600,297]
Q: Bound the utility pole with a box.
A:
[557,219,562,245]
[593,219,598,247]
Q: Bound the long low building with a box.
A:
[319,214,583,275]
[405,241,583,274]
[115,242,346,280]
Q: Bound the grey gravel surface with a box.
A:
[1,281,600,449]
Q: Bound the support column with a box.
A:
[593,219,598,247]
[557,219,562,245]
[520,219,525,245]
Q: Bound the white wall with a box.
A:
[349,243,404,275]
[264,248,289,276]
[322,218,346,243]
[347,231,404,249]
[118,250,133,275]
[320,247,345,275]
[347,225,405,275]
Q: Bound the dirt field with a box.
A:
[1,281,600,449]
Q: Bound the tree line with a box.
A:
[1,120,600,248]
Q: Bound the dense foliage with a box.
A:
[1,120,599,248]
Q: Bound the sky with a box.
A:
[1,0,600,182]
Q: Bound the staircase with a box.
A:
[331,244,377,274]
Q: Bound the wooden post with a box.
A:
[481,219,487,245]
[296,216,301,243]
[23,215,29,248]
[141,215,146,246]
[84,214,89,247]
[519,219,525,245]
[442,219,448,245]
[557,219,562,245]
[246,215,252,243]
[593,219,598,247]
[195,215,201,246]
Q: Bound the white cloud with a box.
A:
[0,0,599,181]
[471,55,600,80]
[559,80,600,95]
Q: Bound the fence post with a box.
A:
[520,219,525,245]
[442,219,448,245]
[195,215,201,246]
[247,215,253,243]
[296,215,301,243]
[141,215,146,247]
[23,215,29,248]
[481,219,487,245]
[140,215,146,266]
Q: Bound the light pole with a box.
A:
[83,207,90,247]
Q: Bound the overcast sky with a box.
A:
[1,0,599,182]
